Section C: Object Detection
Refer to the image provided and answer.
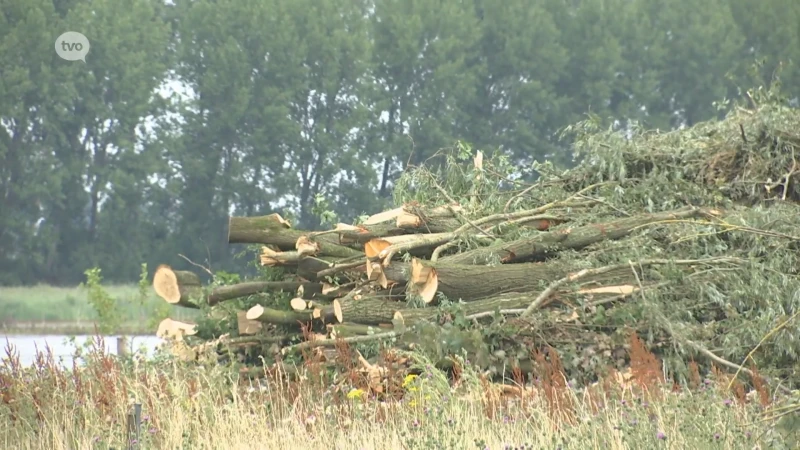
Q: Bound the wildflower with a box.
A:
[714,433,720,441]
[447,417,454,426]
[148,427,157,434]
[656,431,666,440]
[412,419,420,428]
[347,388,366,401]
[723,399,732,407]
[402,374,418,388]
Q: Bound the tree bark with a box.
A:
[152,265,320,307]
[337,291,545,325]
[206,281,316,307]
[229,214,363,259]
[409,259,571,303]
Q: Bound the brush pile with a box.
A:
[152,88,800,391]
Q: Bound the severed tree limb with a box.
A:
[504,181,612,213]
[443,207,720,265]
[429,214,562,262]
[315,260,367,278]
[281,329,402,355]
[246,300,343,326]
[519,257,743,318]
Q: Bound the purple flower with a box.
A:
[412,419,420,428]
[621,399,627,406]
[723,399,732,407]
[656,431,666,440]
[142,415,150,421]
[714,433,720,441]
[148,427,157,434]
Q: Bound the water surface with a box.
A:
[1,334,164,366]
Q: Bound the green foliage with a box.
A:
[79,268,121,335]
[2,0,800,291]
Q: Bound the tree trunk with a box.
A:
[337,291,545,325]
[152,265,319,307]
[408,258,571,303]
[228,214,363,258]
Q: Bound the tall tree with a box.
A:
[462,0,569,166]
[367,0,480,193]
[0,0,172,284]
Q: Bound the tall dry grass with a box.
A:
[0,332,788,450]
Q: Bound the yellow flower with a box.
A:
[402,374,418,388]
[347,388,366,401]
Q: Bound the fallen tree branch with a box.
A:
[519,257,743,318]
[281,329,402,354]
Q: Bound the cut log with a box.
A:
[365,232,455,263]
[246,304,338,326]
[153,266,322,307]
[336,291,548,325]
[290,297,308,311]
[335,222,406,245]
[333,299,343,323]
[156,318,198,341]
[441,207,712,265]
[228,214,292,246]
[207,281,315,306]
[408,258,681,305]
[237,311,263,335]
[260,247,303,266]
[363,206,406,225]
[297,282,353,300]
[327,323,392,338]
[408,258,574,304]
[153,265,202,308]
[298,256,353,281]
[295,236,320,256]
[396,203,464,232]
[229,214,363,259]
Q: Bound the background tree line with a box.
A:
[1,0,798,285]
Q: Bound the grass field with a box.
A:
[0,284,199,335]
[0,337,795,450]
